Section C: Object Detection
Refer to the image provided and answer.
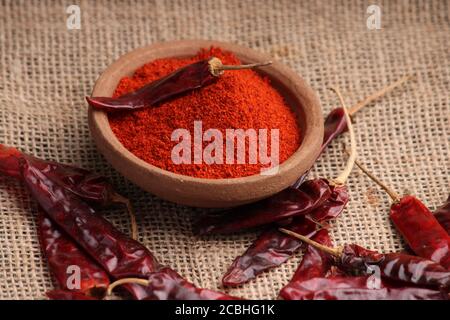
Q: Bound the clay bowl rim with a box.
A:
[88,40,323,188]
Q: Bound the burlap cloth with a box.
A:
[0,0,449,300]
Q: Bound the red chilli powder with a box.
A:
[109,47,301,179]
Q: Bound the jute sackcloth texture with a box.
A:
[0,0,449,299]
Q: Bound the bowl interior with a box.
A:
[129,52,308,148]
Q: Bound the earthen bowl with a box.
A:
[88,40,323,208]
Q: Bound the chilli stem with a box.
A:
[348,75,411,116]
[279,228,342,257]
[218,61,272,70]
[353,159,401,202]
[208,58,272,76]
[111,194,138,240]
[106,278,150,296]
[329,87,356,185]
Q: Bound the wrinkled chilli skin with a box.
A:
[22,158,160,299]
[309,184,349,221]
[222,217,317,286]
[434,195,450,235]
[86,59,218,111]
[0,144,22,178]
[338,244,450,288]
[196,179,332,235]
[222,184,348,286]
[297,286,448,300]
[390,196,450,269]
[280,276,378,300]
[38,211,110,297]
[279,229,333,300]
[0,144,124,206]
[144,268,240,300]
[1,145,112,298]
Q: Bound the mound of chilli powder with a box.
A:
[109,47,301,179]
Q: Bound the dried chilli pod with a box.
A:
[0,144,22,178]
[297,285,448,300]
[219,88,355,285]
[222,217,317,286]
[21,157,160,300]
[195,179,332,235]
[0,144,137,239]
[86,58,272,111]
[279,229,333,300]
[107,267,241,300]
[354,159,450,269]
[281,262,439,300]
[308,184,349,221]
[46,290,98,300]
[279,229,450,289]
[292,76,410,188]
[281,276,378,300]
[0,144,120,204]
[1,146,113,298]
[38,210,110,298]
[283,258,447,300]
[219,184,348,286]
[434,195,450,234]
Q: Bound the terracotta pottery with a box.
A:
[88,40,324,207]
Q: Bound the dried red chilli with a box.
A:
[279,229,450,289]
[354,159,450,269]
[295,284,447,300]
[107,267,240,300]
[0,144,129,207]
[292,76,410,188]
[434,195,450,234]
[38,210,110,298]
[0,144,137,239]
[222,217,317,286]
[281,229,447,300]
[46,290,98,300]
[281,276,377,300]
[86,58,271,111]
[1,145,113,298]
[21,157,160,300]
[281,257,444,300]
[195,179,332,235]
[392,196,450,269]
[309,184,349,221]
[0,144,22,178]
[279,229,333,300]
[28,157,129,208]
[221,188,348,286]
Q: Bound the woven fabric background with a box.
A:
[0,0,449,299]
